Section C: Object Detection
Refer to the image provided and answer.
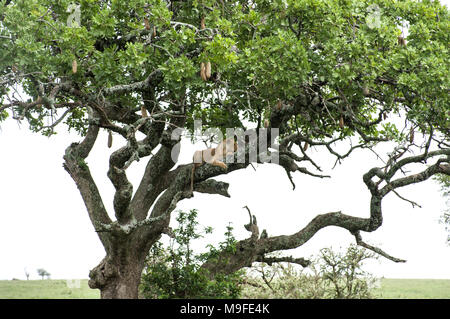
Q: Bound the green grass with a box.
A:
[0,279,100,299]
[375,278,450,299]
[0,278,449,299]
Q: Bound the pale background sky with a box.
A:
[0,1,449,281]
[0,116,448,280]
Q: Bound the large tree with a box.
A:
[0,0,448,298]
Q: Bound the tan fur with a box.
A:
[191,138,238,192]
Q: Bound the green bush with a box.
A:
[243,245,379,299]
[140,209,243,299]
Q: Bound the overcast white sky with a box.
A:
[0,1,449,281]
[0,115,449,281]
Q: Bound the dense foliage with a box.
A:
[140,209,243,299]
[1,0,448,139]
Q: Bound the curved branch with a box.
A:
[199,147,450,277]
[103,70,163,95]
[62,124,112,249]
[194,179,230,197]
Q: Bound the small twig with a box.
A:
[352,230,406,263]
[392,189,422,208]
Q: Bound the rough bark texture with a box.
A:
[88,238,148,299]
[89,256,142,299]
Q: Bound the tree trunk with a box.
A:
[99,264,142,299]
[88,245,147,299]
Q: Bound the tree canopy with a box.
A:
[1,0,448,138]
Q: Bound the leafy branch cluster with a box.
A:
[140,209,243,299]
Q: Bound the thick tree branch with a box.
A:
[63,124,112,249]
[194,179,230,197]
[128,90,187,220]
[382,161,449,196]
[103,70,163,95]
[107,165,133,225]
[384,149,450,182]
[129,130,183,222]
[255,256,311,267]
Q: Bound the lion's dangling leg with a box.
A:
[190,164,196,193]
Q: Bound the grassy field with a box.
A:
[0,278,449,299]
[0,279,100,299]
[374,279,450,299]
